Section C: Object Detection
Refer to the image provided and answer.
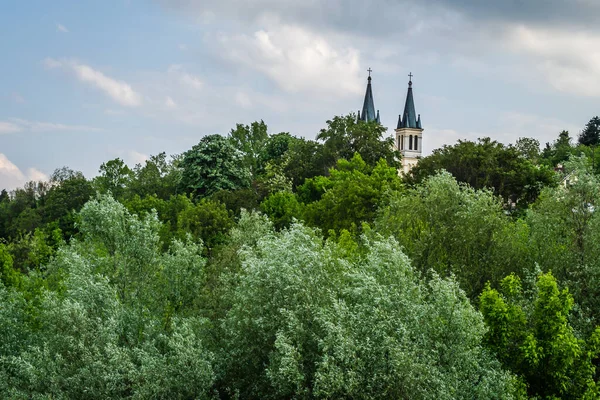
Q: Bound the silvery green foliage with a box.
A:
[376,171,530,299]
[527,156,600,334]
[219,223,517,399]
[1,194,214,399]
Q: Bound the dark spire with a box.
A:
[398,72,421,129]
[359,68,378,123]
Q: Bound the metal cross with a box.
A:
[408,72,413,81]
[367,68,372,77]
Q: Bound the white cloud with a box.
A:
[11,93,25,104]
[27,168,49,182]
[0,118,102,133]
[0,122,22,134]
[178,44,188,51]
[56,23,69,33]
[44,58,143,107]
[235,91,252,108]
[168,65,203,90]
[43,57,63,69]
[165,96,177,108]
[0,154,47,191]
[128,151,149,165]
[218,23,362,97]
[509,25,600,97]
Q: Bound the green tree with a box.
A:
[407,137,556,209]
[300,153,402,235]
[280,137,327,188]
[377,171,532,299]
[527,156,600,333]
[316,114,399,170]
[579,117,600,171]
[130,152,182,200]
[260,191,303,230]
[480,272,600,399]
[514,137,540,163]
[229,120,269,179]
[218,222,518,399]
[44,168,94,238]
[541,130,578,167]
[93,158,133,200]
[176,199,235,252]
[179,134,251,197]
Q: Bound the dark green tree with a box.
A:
[480,272,600,399]
[407,137,556,208]
[179,134,251,197]
[316,114,400,170]
[228,121,269,179]
[579,116,600,171]
[93,158,133,200]
[300,153,402,235]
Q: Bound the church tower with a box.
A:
[357,68,381,124]
[395,73,423,174]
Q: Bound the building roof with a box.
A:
[358,73,380,123]
[397,77,422,129]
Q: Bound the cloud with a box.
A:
[44,58,143,107]
[165,96,177,108]
[0,154,48,191]
[0,118,103,133]
[56,23,69,33]
[11,92,25,104]
[128,150,149,165]
[218,23,362,96]
[168,65,203,90]
[0,122,22,134]
[509,26,600,97]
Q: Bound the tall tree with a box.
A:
[179,134,251,197]
[316,114,399,170]
[579,116,600,170]
[228,120,269,179]
[407,137,556,208]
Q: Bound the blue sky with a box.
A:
[1,0,599,190]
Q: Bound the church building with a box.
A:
[358,70,423,175]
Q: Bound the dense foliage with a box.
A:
[2,113,600,398]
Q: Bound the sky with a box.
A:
[1,0,599,190]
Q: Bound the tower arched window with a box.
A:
[400,135,404,150]
[409,135,413,150]
[414,136,418,151]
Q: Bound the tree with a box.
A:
[218,222,518,398]
[514,137,540,162]
[579,116,600,147]
[480,272,600,399]
[260,191,303,230]
[44,169,94,238]
[93,158,133,200]
[176,199,235,252]
[130,152,182,200]
[579,117,600,171]
[407,137,556,209]
[377,171,533,299]
[228,120,269,179]
[179,134,251,197]
[527,156,600,334]
[316,114,400,170]
[300,153,402,235]
[281,137,327,188]
[541,130,578,167]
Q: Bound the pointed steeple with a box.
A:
[397,73,421,129]
[359,68,378,123]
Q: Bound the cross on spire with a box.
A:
[408,72,413,81]
[367,67,372,77]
